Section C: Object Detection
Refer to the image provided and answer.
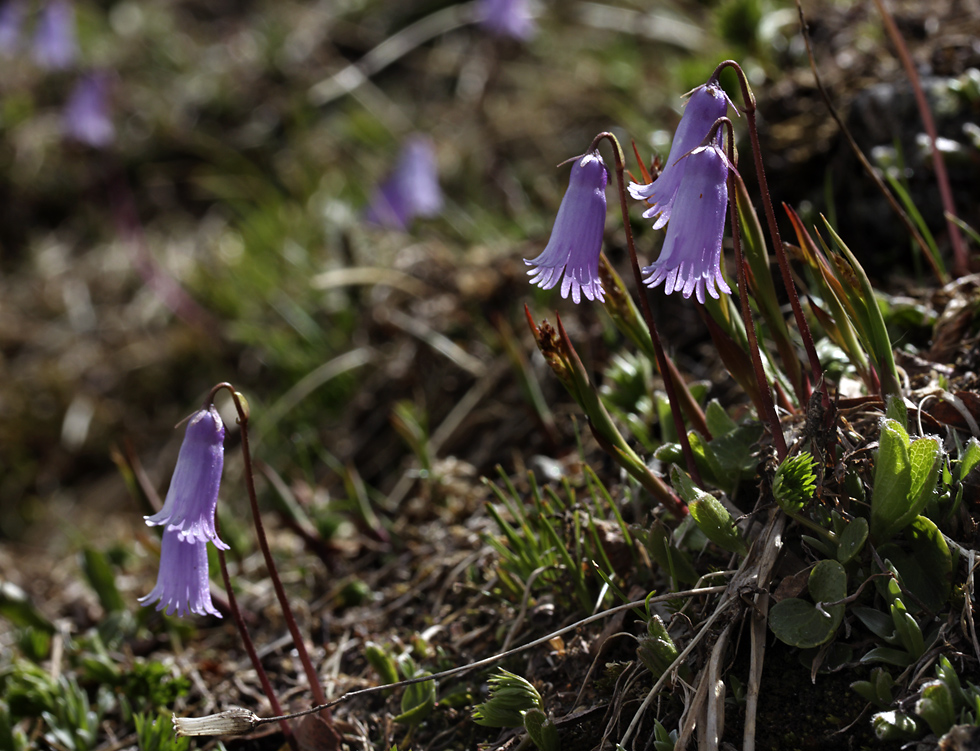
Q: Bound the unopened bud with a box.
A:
[173,707,260,737]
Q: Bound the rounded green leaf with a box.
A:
[770,561,846,649]
[836,517,868,564]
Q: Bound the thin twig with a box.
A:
[203,586,729,729]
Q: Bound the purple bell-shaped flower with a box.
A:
[642,142,732,303]
[139,528,221,618]
[144,406,229,550]
[524,149,608,304]
[629,82,729,229]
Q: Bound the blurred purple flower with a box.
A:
[478,0,536,40]
[32,0,76,69]
[0,1,24,57]
[63,73,114,147]
[525,149,607,304]
[629,82,729,229]
[139,528,221,618]
[642,143,732,303]
[144,406,229,551]
[365,135,443,230]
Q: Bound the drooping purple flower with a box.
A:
[144,406,229,550]
[63,73,114,147]
[0,1,24,57]
[525,150,607,304]
[642,143,732,303]
[477,0,536,41]
[139,528,221,618]
[629,82,729,229]
[365,135,443,230]
[32,0,76,70]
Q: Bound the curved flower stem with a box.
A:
[214,521,298,751]
[591,132,708,486]
[871,0,968,277]
[712,60,827,410]
[207,383,336,730]
[718,124,788,460]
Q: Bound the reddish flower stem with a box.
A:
[208,383,337,735]
[214,521,298,751]
[871,0,968,277]
[591,132,707,487]
[712,60,827,410]
[718,124,788,460]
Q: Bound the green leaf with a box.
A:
[394,673,435,726]
[870,418,912,541]
[872,710,920,740]
[907,436,942,510]
[705,399,738,437]
[637,616,680,679]
[860,647,916,667]
[522,708,560,751]
[916,680,956,737]
[364,642,399,695]
[81,549,125,614]
[769,560,846,648]
[644,520,699,586]
[877,517,952,613]
[957,437,980,482]
[884,395,908,429]
[472,670,542,728]
[674,468,747,556]
[836,517,868,564]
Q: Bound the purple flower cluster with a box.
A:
[140,406,226,618]
[524,150,608,304]
[630,82,733,302]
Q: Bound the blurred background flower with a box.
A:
[478,0,537,40]
[62,73,114,147]
[0,0,24,57]
[364,134,443,230]
[32,0,76,70]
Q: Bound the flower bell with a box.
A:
[629,82,729,229]
[525,149,608,304]
[63,74,114,148]
[477,0,536,41]
[0,1,24,57]
[139,528,221,618]
[641,142,732,303]
[32,0,76,70]
[144,406,228,550]
[365,135,443,230]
